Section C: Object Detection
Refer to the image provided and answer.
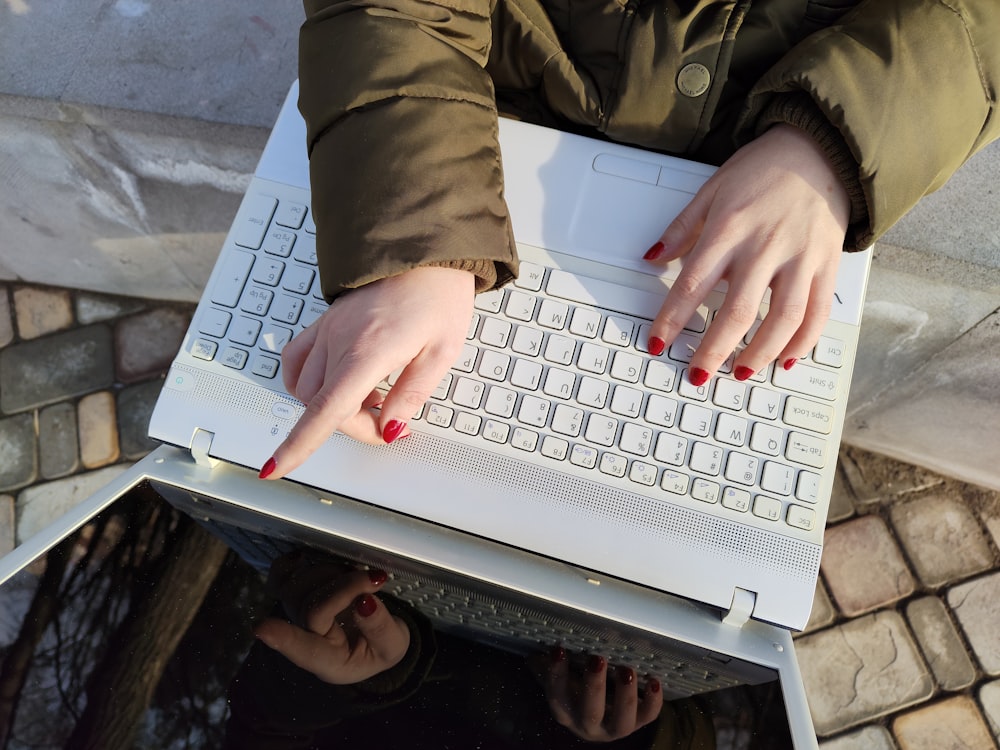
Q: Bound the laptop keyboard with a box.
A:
[189,193,848,544]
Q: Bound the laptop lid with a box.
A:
[149,82,872,631]
[0,446,817,748]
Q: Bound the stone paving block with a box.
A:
[114,307,190,384]
[15,465,127,544]
[118,379,165,460]
[821,515,915,616]
[893,696,995,750]
[797,610,932,736]
[0,413,37,493]
[75,291,145,325]
[819,725,896,750]
[905,596,976,691]
[828,456,856,524]
[0,494,13,557]
[799,578,836,635]
[0,286,12,348]
[12,286,74,340]
[0,324,114,412]
[890,490,995,587]
[949,572,1000,676]
[835,446,944,506]
[78,391,120,469]
[981,680,1000,739]
[38,402,80,479]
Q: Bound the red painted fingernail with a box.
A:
[648,336,666,356]
[643,241,666,261]
[382,419,407,444]
[618,666,635,685]
[783,358,798,371]
[368,569,387,586]
[550,645,566,664]
[354,594,377,617]
[587,654,606,674]
[648,678,661,694]
[258,456,276,480]
[734,365,755,382]
[689,367,711,387]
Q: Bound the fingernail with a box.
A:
[689,367,711,387]
[368,569,388,586]
[354,594,377,617]
[643,241,666,261]
[550,645,566,664]
[587,654,606,674]
[648,336,666,356]
[617,666,635,685]
[647,678,661,694]
[382,419,407,444]
[734,365,755,382]
[783,358,798,371]
[258,456,276,480]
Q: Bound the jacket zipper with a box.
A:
[599,0,640,133]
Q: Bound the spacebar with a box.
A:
[546,269,665,321]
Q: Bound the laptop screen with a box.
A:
[0,481,795,749]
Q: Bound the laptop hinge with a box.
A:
[722,587,756,628]
[190,428,220,469]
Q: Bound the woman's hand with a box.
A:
[644,124,849,385]
[543,648,663,742]
[254,567,411,685]
[261,265,475,479]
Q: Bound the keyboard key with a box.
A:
[570,444,598,469]
[747,387,781,420]
[679,403,712,436]
[577,342,610,374]
[783,396,834,435]
[511,326,543,356]
[543,334,575,365]
[513,261,544,291]
[715,412,748,446]
[511,427,539,451]
[453,344,479,373]
[786,504,816,531]
[772,362,839,401]
[550,404,583,437]
[724,452,758,485]
[584,414,618,447]
[484,386,517,418]
[645,394,679,428]
[426,404,455,428]
[678,374,709,401]
[262,228,296,258]
[274,200,307,229]
[432,373,453,400]
[198,308,231,338]
[543,368,575,399]
[475,289,504,313]
[569,308,601,338]
[644,360,677,392]
[691,479,720,504]
[796,471,821,503]
[813,335,845,368]
[233,194,276,249]
[610,385,642,418]
[654,434,687,466]
[540,435,568,460]
[576,376,609,409]
[761,461,795,496]
[282,265,315,295]
[599,452,627,478]
[252,258,285,286]
[479,350,511,381]
[713,379,746,411]
[517,394,550,427]
[610,351,642,383]
[300,302,327,329]
[722,486,751,512]
[455,412,482,436]
[291,234,317,265]
[241,287,273,316]
[660,470,689,495]
[483,419,510,443]
[602,315,634,347]
[668,333,700,363]
[220,347,249,370]
[510,359,542,390]
[505,291,536,322]
[480,317,513,348]
[785,431,828,468]
[259,324,293,353]
[211,250,254,307]
[689,442,723,476]
[752,495,782,522]
[271,294,304,325]
[619,423,652,456]
[537,298,568,329]
[629,461,658,486]
[191,338,218,360]
[252,356,280,379]
[452,377,485,409]
[230,316,262,347]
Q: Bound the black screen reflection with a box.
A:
[0,484,794,749]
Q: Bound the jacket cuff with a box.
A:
[753,93,871,251]
[425,258,502,293]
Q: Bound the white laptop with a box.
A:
[1,81,872,747]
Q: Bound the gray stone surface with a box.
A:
[114,307,190,383]
[835,445,945,507]
[800,578,836,635]
[0,494,14,557]
[118,379,166,460]
[891,490,996,587]
[76,291,145,325]
[38,402,80,479]
[0,324,113,413]
[819,726,896,750]
[15,465,127,544]
[981,680,1000,739]
[892,696,996,750]
[820,515,915,616]
[0,413,37,492]
[0,286,13,347]
[948,572,1000,677]
[905,597,977,692]
[797,610,933,736]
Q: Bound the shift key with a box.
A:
[772,362,839,401]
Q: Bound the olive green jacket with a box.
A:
[299,0,999,298]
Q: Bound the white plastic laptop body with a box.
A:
[149,82,871,634]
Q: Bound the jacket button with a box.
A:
[677,63,711,98]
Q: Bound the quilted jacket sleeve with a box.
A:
[299,0,518,299]
[738,0,1000,251]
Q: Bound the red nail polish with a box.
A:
[734,365,755,382]
[643,241,666,261]
[647,678,661,694]
[550,645,566,664]
[689,367,711,387]
[258,456,276,479]
[783,358,798,371]
[587,654,606,674]
[382,419,406,444]
[368,569,387,586]
[618,666,635,685]
[354,594,377,617]
[648,336,666,356]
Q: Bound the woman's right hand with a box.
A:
[260,265,476,479]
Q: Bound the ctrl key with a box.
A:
[786,504,816,531]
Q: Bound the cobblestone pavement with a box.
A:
[1,280,999,748]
